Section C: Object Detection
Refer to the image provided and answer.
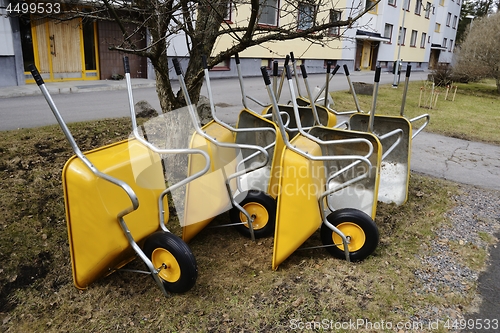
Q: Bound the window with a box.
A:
[211,58,231,71]
[384,23,393,43]
[388,0,396,5]
[298,3,316,30]
[258,0,279,26]
[420,32,426,48]
[83,22,97,71]
[224,1,233,22]
[366,0,378,12]
[410,30,418,46]
[443,38,447,48]
[415,0,422,14]
[328,10,341,36]
[435,23,441,32]
[425,2,431,18]
[453,15,458,29]
[323,59,338,68]
[446,12,451,26]
[449,39,454,52]
[398,27,406,45]
[404,0,411,10]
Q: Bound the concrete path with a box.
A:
[411,132,500,191]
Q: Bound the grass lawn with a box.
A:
[331,79,500,145]
[0,79,498,332]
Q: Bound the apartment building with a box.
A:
[0,0,461,86]
[210,0,461,76]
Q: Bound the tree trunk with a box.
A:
[181,0,228,108]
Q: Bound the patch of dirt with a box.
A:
[214,102,234,108]
[0,251,52,312]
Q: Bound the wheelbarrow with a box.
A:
[346,65,430,205]
[302,64,388,220]
[263,61,384,221]
[170,58,280,243]
[29,62,210,296]
[260,65,380,269]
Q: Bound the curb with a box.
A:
[0,81,157,99]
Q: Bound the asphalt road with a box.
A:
[0,87,161,131]
[0,71,428,131]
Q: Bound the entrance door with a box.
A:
[429,49,440,69]
[48,19,82,79]
[361,41,372,70]
[354,41,363,71]
[357,41,380,71]
[27,17,98,82]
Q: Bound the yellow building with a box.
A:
[209,0,461,75]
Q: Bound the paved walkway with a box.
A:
[0,78,156,99]
[411,132,500,192]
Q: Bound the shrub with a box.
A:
[428,63,454,87]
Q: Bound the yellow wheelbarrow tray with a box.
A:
[267,62,383,220]
[182,110,285,242]
[349,113,412,205]
[62,138,166,290]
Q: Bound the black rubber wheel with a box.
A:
[229,190,276,239]
[142,231,198,293]
[320,208,379,261]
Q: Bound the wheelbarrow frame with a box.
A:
[260,56,337,137]
[266,62,384,220]
[290,54,356,117]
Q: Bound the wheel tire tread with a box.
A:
[229,190,276,239]
[143,231,197,293]
[320,208,379,261]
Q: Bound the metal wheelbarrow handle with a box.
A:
[28,64,139,217]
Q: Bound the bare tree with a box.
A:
[39,0,378,111]
[453,12,500,92]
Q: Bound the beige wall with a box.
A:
[212,1,345,60]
